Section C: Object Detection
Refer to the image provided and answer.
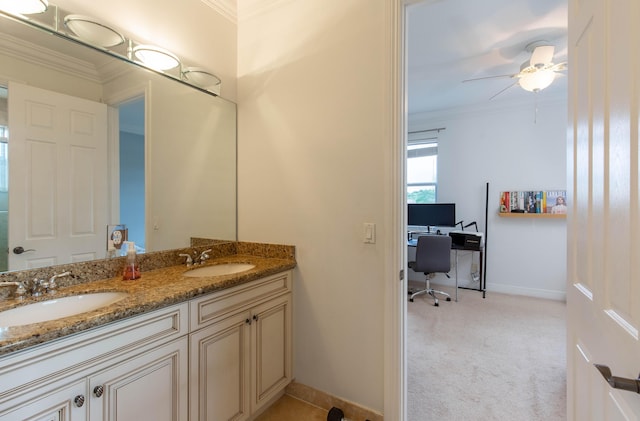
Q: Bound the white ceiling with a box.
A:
[407,0,568,116]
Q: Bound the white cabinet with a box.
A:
[0,379,87,421]
[251,294,291,410]
[189,271,293,421]
[0,270,293,421]
[88,337,188,421]
[0,303,189,421]
[190,306,252,420]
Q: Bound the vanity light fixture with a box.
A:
[0,0,48,15]
[1,0,222,94]
[182,67,221,89]
[132,45,180,71]
[63,15,125,48]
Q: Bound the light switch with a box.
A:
[364,222,376,244]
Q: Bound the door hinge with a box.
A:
[399,269,404,281]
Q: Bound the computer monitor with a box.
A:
[407,203,456,227]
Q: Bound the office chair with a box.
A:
[408,234,452,306]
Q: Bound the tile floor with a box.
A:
[255,394,327,421]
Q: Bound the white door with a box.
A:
[8,82,108,270]
[567,0,640,418]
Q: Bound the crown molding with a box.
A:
[0,32,101,84]
[201,0,237,24]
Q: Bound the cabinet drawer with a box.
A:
[0,302,188,404]
[190,271,291,331]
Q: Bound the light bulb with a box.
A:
[0,0,48,15]
[519,69,555,92]
[133,45,180,71]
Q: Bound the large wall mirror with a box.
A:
[0,12,237,272]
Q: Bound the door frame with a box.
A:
[384,1,423,419]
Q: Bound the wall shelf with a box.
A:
[498,213,566,219]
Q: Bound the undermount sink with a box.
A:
[0,292,129,328]
[184,263,256,277]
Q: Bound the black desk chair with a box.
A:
[408,235,452,306]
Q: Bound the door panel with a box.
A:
[568,0,640,418]
[252,294,291,411]
[189,311,251,421]
[8,82,108,270]
[90,338,188,421]
[0,379,87,421]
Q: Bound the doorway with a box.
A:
[401,0,568,418]
[0,86,8,272]
[117,98,146,252]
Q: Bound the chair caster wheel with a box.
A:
[409,298,414,302]
[434,302,439,307]
[446,297,451,301]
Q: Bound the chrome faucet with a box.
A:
[196,249,212,265]
[48,271,71,293]
[25,278,50,297]
[0,271,71,300]
[23,271,71,297]
[0,281,27,299]
[179,253,194,267]
[179,249,212,267]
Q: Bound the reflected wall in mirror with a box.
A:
[0,12,237,272]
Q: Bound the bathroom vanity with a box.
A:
[0,251,295,421]
[0,6,295,419]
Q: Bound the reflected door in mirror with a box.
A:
[8,82,108,271]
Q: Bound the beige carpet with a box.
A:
[407,285,566,420]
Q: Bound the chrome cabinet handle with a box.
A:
[93,385,104,397]
[74,395,85,407]
[595,364,640,393]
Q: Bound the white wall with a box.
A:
[237,0,391,413]
[12,0,392,414]
[410,97,567,300]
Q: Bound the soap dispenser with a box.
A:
[122,241,141,280]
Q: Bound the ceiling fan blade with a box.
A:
[462,74,515,83]
[489,80,520,101]
[530,45,555,67]
[551,62,567,72]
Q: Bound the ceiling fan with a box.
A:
[463,41,567,100]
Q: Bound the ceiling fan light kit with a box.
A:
[519,68,555,92]
[464,41,567,98]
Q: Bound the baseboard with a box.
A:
[285,381,383,421]
[425,279,566,302]
[485,283,566,301]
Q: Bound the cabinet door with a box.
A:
[189,310,252,421]
[251,294,292,412]
[0,379,87,421]
[89,337,188,421]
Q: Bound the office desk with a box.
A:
[408,233,486,299]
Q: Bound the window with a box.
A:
[407,140,437,203]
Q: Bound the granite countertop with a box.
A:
[0,254,296,355]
